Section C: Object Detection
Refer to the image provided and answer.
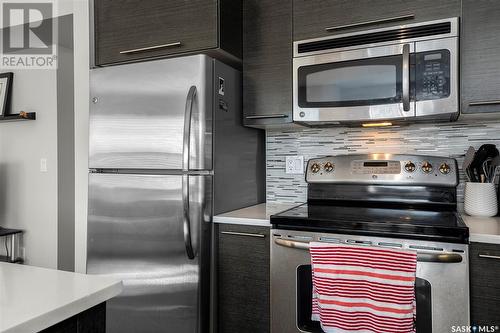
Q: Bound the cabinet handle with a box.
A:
[221,231,266,238]
[245,114,288,120]
[478,254,500,260]
[119,42,182,54]
[469,100,500,107]
[325,14,415,32]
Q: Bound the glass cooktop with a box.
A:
[270,203,469,244]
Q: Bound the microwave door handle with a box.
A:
[402,44,411,112]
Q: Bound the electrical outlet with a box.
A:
[285,156,304,174]
[40,158,47,172]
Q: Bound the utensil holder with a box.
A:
[464,182,498,217]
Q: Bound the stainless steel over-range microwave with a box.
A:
[293,18,459,126]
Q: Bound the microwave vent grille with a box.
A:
[297,22,451,54]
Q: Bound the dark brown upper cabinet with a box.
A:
[93,0,241,66]
[462,0,500,114]
[292,0,460,41]
[242,0,293,128]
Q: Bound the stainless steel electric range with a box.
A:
[270,154,469,333]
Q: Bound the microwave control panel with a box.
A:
[416,50,451,101]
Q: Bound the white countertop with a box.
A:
[461,214,500,245]
[0,263,122,333]
[213,202,297,226]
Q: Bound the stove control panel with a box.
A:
[306,154,458,187]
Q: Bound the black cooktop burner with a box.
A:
[270,203,469,244]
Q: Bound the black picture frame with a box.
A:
[0,72,13,116]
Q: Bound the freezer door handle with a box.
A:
[183,86,197,171]
[182,174,195,260]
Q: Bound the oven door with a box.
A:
[270,229,469,333]
[293,43,416,124]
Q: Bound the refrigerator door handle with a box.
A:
[183,86,197,171]
[182,174,196,260]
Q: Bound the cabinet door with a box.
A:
[94,0,217,66]
[242,0,293,128]
[462,0,500,114]
[217,224,270,333]
[293,0,460,41]
[469,242,500,325]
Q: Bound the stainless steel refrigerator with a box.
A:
[86,55,265,333]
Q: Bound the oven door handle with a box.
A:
[417,252,463,263]
[274,238,463,263]
[275,238,311,250]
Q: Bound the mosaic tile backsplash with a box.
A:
[266,119,500,205]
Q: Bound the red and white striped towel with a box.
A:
[310,242,417,333]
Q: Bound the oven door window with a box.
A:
[297,265,432,333]
[297,265,323,333]
[298,55,403,108]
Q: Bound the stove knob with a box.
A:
[310,163,321,173]
[324,162,334,172]
[439,163,451,174]
[404,161,416,172]
[421,161,433,173]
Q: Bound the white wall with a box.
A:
[0,68,58,268]
[0,0,89,269]
[72,0,89,273]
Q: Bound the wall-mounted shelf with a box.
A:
[0,227,23,264]
[0,112,36,122]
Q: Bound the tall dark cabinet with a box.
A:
[242,0,293,128]
[461,0,500,114]
[93,0,241,66]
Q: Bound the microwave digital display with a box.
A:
[424,53,442,61]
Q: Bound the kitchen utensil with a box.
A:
[482,159,489,182]
[493,166,500,184]
[463,146,476,182]
[464,182,498,217]
[497,172,500,216]
[490,156,500,182]
[482,156,500,183]
[470,144,499,182]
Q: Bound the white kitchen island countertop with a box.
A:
[0,262,122,333]
[213,202,297,227]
